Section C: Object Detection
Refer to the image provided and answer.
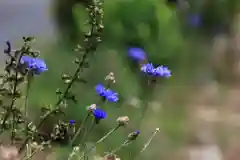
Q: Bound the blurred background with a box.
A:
[1,0,240,159]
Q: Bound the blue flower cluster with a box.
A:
[128,48,146,61]
[95,84,119,102]
[128,47,171,78]
[141,63,171,78]
[20,55,48,74]
[92,108,107,120]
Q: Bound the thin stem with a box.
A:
[95,125,120,144]
[19,73,32,147]
[11,111,16,144]
[139,130,158,153]
[137,79,155,129]
[112,140,130,153]
[24,73,32,136]
[78,118,95,147]
[22,148,40,160]
[70,113,90,146]
[104,140,131,158]
[1,52,23,127]
[7,51,24,143]
[132,129,160,160]
[79,118,96,160]
[26,143,31,158]
[78,125,120,160]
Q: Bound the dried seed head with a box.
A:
[86,104,97,111]
[105,72,115,83]
[116,116,129,126]
[109,72,114,76]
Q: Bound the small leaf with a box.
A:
[23,36,35,42]
[64,79,72,84]
[30,51,40,57]
[74,58,80,64]
[4,41,11,54]
[62,74,71,80]
[65,92,78,103]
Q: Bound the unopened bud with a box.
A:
[86,104,97,111]
[116,116,129,126]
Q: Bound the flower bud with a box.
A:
[86,104,97,112]
[116,116,129,126]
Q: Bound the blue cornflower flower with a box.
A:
[141,63,154,74]
[20,55,34,67]
[141,63,171,78]
[128,48,146,61]
[102,89,113,97]
[103,89,119,102]
[20,55,47,74]
[92,108,107,120]
[95,84,105,96]
[153,66,171,77]
[106,91,119,102]
[69,120,76,125]
[95,84,119,102]
[33,58,48,74]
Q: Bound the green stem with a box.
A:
[22,148,40,160]
[140,130,158,153]
[78,125,120,160]
[95,125,120,144]
[105,140,131,157]
[24,73,32,136]
[79,118,95,146]
[137,79,155,128]
[80,118,96,159]
[11,110,16,144]
[9,52,25,143]
[70,113,90,146]
[132,129,159,160]
[2,51,24,128]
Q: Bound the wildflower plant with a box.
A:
[0,0,172,159]
[128,47,172,130]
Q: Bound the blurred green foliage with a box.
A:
[29,0,240,159]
